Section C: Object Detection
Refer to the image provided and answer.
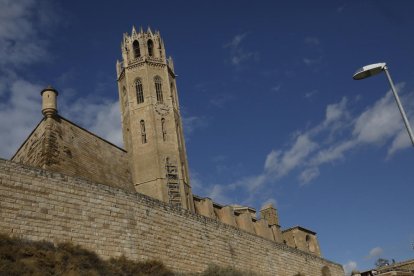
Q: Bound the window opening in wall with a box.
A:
[154,76,163,103]
[170,82,175,106]
[147,39,154,56]
[122,87,128,108]
[140,120,147,144]
[133,40,140,58]
[136,79,144,104]
[161,118,166,141]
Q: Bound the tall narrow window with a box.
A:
[133,40,140,58]
[136,79,144,104]
[147,39,154,56]
[170,82,175,106]
[122,87,128,108]
[140,120,147,144]
[161,118,166,141]
[154,76,163,103]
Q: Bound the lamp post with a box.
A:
[353,62,414,147]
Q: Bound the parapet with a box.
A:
[193,195,216,219]
[191,196,321,256]
[282,226,322,257]
[215,205,237,227]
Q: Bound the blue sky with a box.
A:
[1,0,414,273]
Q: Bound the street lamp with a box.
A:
[353,62,414,147]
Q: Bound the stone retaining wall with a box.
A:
[0,158,343,275]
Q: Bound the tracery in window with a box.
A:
[136,79,144,104]
[154,76,163,103]
[147,39,154,56]
[140,120,147,144]
[133,40,140,58]
[161,118,166,141]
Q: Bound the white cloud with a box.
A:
[0,0,49,67]
[214,85,414,199]
[353,90,401,144]
[88,101,123,147]
[182,115,208,137]
[303,57,322,66]
[0,80,43,158]
[0,0,124,157]
[324,97,349,126]
[367,246,383,259]
[343,261,358,276]
[387,128,411,156]
[261,198,277,210]
[265,134,318,178]
[305,90,318,99]
[208,184,232,205]
[209,93,234,108]
[304,36,320,46]
[224,33,248,49]
[0,0,65,158]
[299,167,320,185]
[224,33,259,67]
[271,84,282,92]
[0,80,125,158]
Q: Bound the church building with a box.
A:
[5,27,343,275]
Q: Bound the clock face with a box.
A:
[155,102,170,116]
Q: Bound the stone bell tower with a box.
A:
[116,26,194,211]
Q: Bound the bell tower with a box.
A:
[116,26,194,211]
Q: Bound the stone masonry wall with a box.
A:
[12,118,48,168]
[0,159,344,276]
[12,116,134,193]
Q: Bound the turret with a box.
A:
[41,85,58,118]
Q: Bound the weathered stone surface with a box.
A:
[12,117,134,192]
[0,159,343,275]
[282,226,322,257]
[117,29,194,210]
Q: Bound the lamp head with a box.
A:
[353,62,386,80]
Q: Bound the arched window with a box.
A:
[147,39,154,56]
[161,118,166,141]
[133,40,140,58]
[136,79,144,104]
[140,120,147,144]
[154,76,163,103]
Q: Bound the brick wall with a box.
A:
[0,158,344,275]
